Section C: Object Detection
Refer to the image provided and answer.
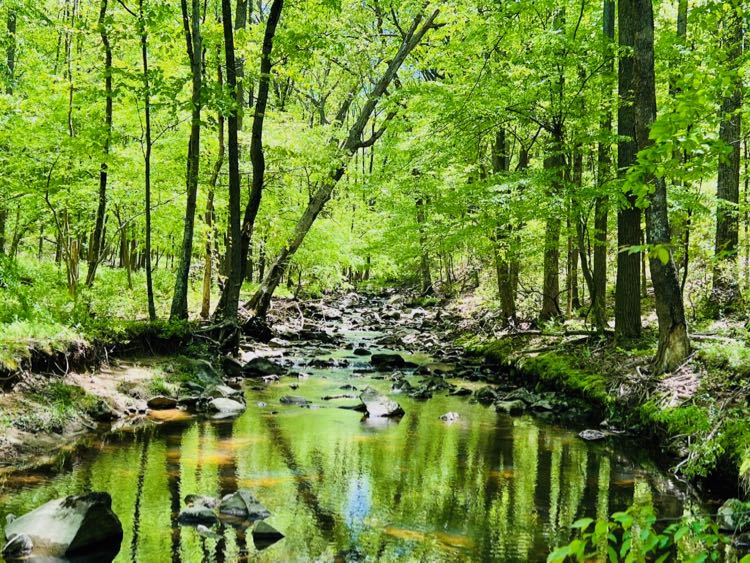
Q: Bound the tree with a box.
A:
[170,0,203,320]
[85,0,113,286]
[629,0,690,372]
[615,0,642,340]
[248,7,441,317]
[218,0,243,320]
[711,0,743,312]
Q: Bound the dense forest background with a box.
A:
[0,0,747,375]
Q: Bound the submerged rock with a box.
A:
[502,388,540,405]
[184,495,219,509]
[219,490,270,521]
[370,353,416,371]
[474,386,498,404]
[3,492,123,558]
[147,396,178,410]
[221,356,246,378]
[243,357,287,377]
[359,386,404,417]
[279,395,311,407]
[196,524,221,539]
[579,429,607,441]
[206,398,246,415]
[495,400,526,416]
[440,412,460,423]
[449,387,472,397]
[408,386,433,400]
[177,505,219,526]
[353,348,371,356]
[252,521,284,550]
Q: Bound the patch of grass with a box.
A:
[148,375,177,397]
[0,321,86,371]
[12,381,110,434]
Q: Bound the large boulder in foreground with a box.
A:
[359,386,404,418]
[3,492,122,559]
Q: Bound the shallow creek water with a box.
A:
[0,322,689,562]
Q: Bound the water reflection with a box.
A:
[0,369,686,562]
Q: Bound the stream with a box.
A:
[0,295,690,562]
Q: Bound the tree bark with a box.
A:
[170,0,203,320]
[85,0,112,286]
[202,58,225,320]
[710,1,743,312]
[217,0,244,320]
[248,8,440,317]
[491,128,516,325]
[139,0,156,320]
[615,0,642,340]
[539,126,564,322]
[592,0,615,333]
[630,0,690,372]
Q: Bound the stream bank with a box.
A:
[1,291,706,562]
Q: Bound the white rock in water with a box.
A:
[439,412,460,423]
[579,429,607,441]
[3,492,122,558]
[359,386,404,418]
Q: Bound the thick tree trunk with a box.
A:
[615,0,642,339]
[491,129,516,325]
[170,0,202,320]
[249,9,440,317]
[86,0,112,286]
[711,2,743,312]
[630,0,689,372]
[139,0,156,320]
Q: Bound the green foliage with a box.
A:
[548,506,730,563]
[14,381,106,434]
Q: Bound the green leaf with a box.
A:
[571,518,594,531]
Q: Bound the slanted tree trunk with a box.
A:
[217,0,243,320]
[85,0,112,286]
[710,1,743,312]
[248,9,440,317]
[630,0,689,372]
[170,0,202,320]
[139,0,156,320]
[615,0,642,340]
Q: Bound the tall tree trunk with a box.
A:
[491,128,516,325]
[215,0,284,316]
[248,9,440,317]
[217,0,243,320]
[202,59,225,320]
[615,0,642,340]
[539,126,564,322]
[568,152,582,313]
[710,1,743,312]
[0,11,16,255]
[85,0,112,285]
[592,0,614,333]
[170,0,203,320]
[139,0,156,320]
[630,0,689,372]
